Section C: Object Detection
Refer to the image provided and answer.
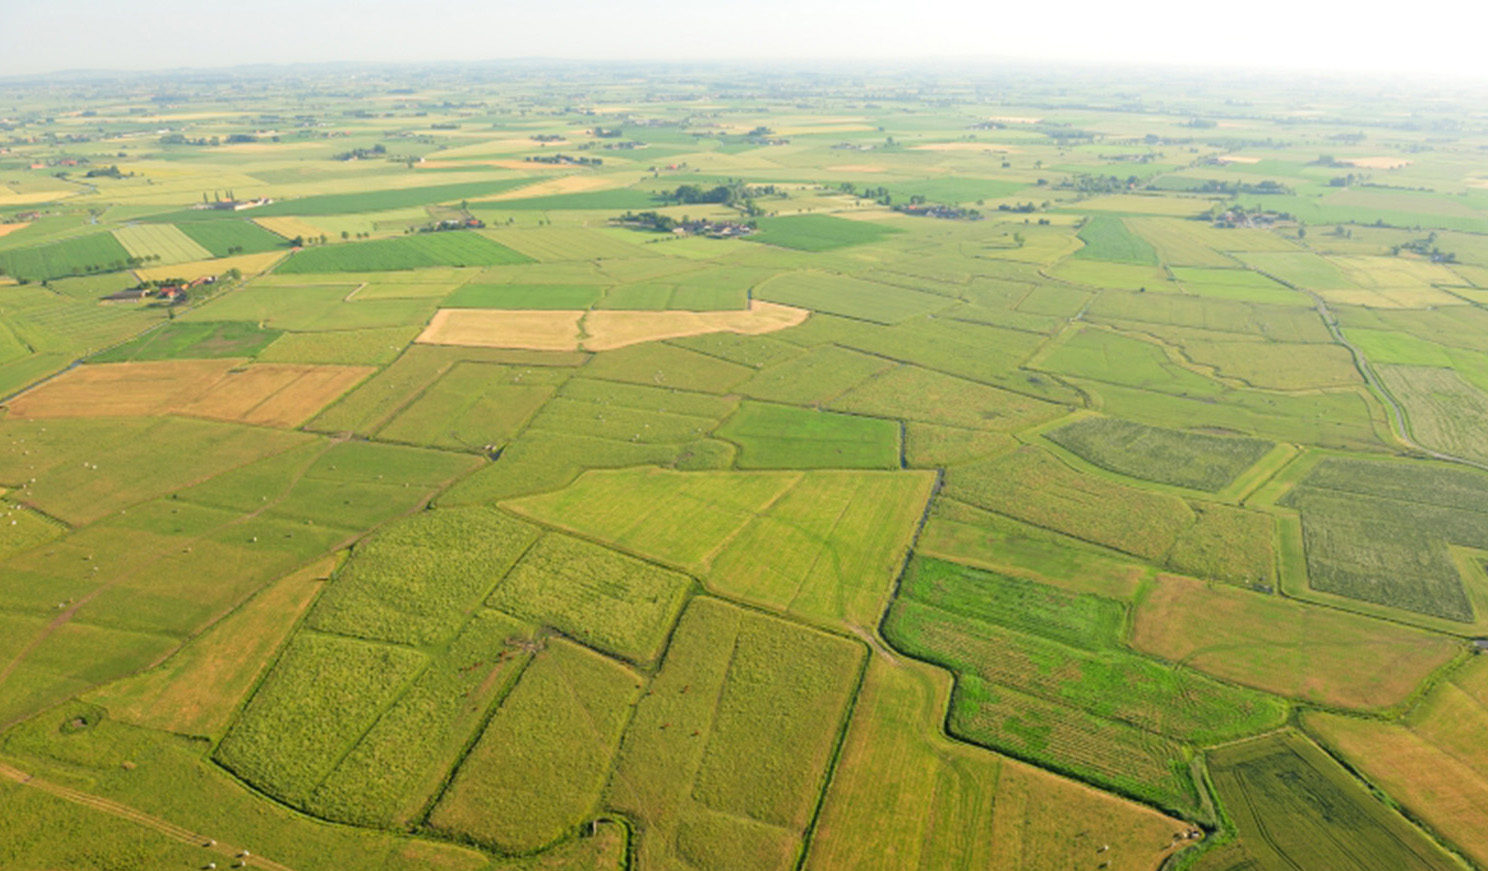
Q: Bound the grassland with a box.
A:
[309,506,540,646]
[487,533,692,663]
[1075,216,1159,264]
[8,67,1488,871]
[429,638,642,852]
[607,597,864,871]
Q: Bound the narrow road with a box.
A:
[0,759,298,871]
[1258,268,1488,474]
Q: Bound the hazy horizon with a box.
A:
[3,0,1486,81]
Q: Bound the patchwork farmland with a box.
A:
[2,59,1488,871]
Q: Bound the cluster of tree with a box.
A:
[1395,231,1458,262]
[332,144,386,161]
[1058,174,1136,194]
[896,202,983,220]
[1186,178,1292,195]
[160,133,218,146]
[996,202,1040,213]
[84,165,126,178]
[591,128,623,138]
[531,133,564,142]
[614,210,678,232]
[524,153,602,166]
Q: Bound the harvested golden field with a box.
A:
[6,360,373,427]
[416,309,585,350]
[584,301,808,350]
[1132,574,1458,710]
[0,223,29,238]
[417,301,808,351]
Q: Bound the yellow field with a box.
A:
[417,301,808,351]
[0,190,76,206]
[6,360,374,428]
[805,655,1188,871]
[84,556,335,737]
[133,250,286,282]
[254,216,320,241]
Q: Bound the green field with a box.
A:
[1074,216,1159,264]
[91,321,282,362]
[0,232,134,280]
[276,231,531,272]
[176,219,292,256]
[748,214,901,251]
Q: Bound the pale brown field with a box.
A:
[826,164,887,173]
[1216,155,1262,164]
[417,301,807,351]
[986,115,1043,124]
[0,223,29,238]
[6,360,373,427]
[178,364,375,427]
[481,174,622,201]
[84,556,334,737]
[1131,573,1458,710]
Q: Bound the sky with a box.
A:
[2,0,1485,80]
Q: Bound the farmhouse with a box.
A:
[194,196,273,211]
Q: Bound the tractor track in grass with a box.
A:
[0,758,299,871]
